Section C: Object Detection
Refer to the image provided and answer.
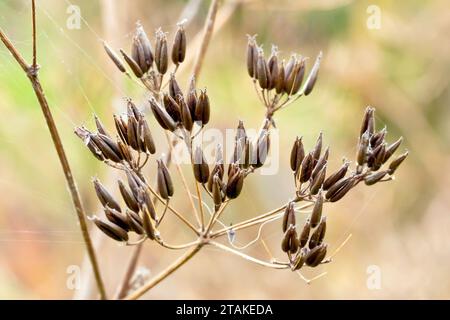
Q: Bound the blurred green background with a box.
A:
[0,0,449,299]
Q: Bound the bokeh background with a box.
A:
[0,0,449,299]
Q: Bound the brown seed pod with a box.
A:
[303,51,322,96]
[103,41,126,73]
[132,36,148,74]
[140,118,156,154]
[285,58,305,95]
[136,24,154,71]
[137,188,157,220]
[357,131,371,166]
[195,89,211,125]
[310,192,323,228]
[179,94,193,131]
[93,178,121,212]
[364,170,389,186]
[246,35,257,78]
[163,93,181,123]
[282,201,296,232]
[192,147,210,184]
[370,127,387,148]
[126,209,144,235]
[267,46,279,90]
[125,170,141,201]
[326,177,355,202]
[157,159,174,199]
[299,152,314,183]
[388,151,408,174]
[256,50,269,89]
[290,136,305,172]
[171,23,186,65]
[104,206,130,231]
[212,174,223,208]
[360,106,376,138]
[94,115,109,137]
[118,179,139,213]
[323,161,349,190]
[284,55,296,87]
[155,28,168,74]
[312,147,329,178]
[120,49,143,78]
[75,127,104,161]
[169,74,183,100]
[275,60,286,94]
[127,114,139,150]
[312,132,323,163]
[149,98,177,132]
[207,160,225,192]
[370,142,386,171]
[187,76,198,118]
[117,140,133,163]
[281,225,299,254]
[114,115,129,145]
[90,134,122,163]
[299,219,311,248]
[292,247,308,271]
[310,165,327,195]
[305,243,327,267]
[253,131,270,168]
[309,217,327,249]
[141,204,157,240]
[383,137,403,163]
[226,169,244,199]
[93,217,129,242]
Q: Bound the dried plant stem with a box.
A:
[195,181,205,230]
[31,0,37,69]
[0,18,107,299]
[192,0,221,79]
[114,241,143,299]
[125,243,203,300]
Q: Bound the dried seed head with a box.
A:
[323,161,349,190]
[325,176,356,202]
[93,178,121,212]
[169,73,183,100]
[256,49,269,89]
[94,115,109,137]
[212,174,223,208]
[253,131,270,168]
[290,136,305,172]
[135,23,154,72]
[299,152,314,183]
[157,159,174,199]
[305,243,327,267]
[310,165,327,195]
[281,225,299,254]
[267,46,279,90]
[310,192,324,228]
[193,147,210,184]
[127,114,139,151]
[246,35,257,78]
[75,127,104,161]
[141,204,157,240]
[282,201,296,232]
[360,106,376,137]
[357,131,371,166]
[285,58,305,95]
[383,137,403,163]
[103,41,126,73]
[118,180,139,213]
[171,23,186,65]
[275,60,286,94]
[371,127,387,148]
[292,247,308,271]
[303,51,322,96]
[309,217,327,249]
[93,217,128,242]
[369,142,386,171]
[163,93,181,123]
[226,169,244,199]
[140,118,156,154]
[364,170,389,186]
[90,134,122,163]
[114,115,129,145]
[104,206,130,231]
[125,170,141,200]
[195,89,211,125]
[126,209,144,235]
[388,151,408,174]
[187,76,198,117]
[207,160,225,192]
[284,55,296,86]
[179,94,193,131]
[312,132,323,163]
[120,49,143,78]
[155,28,168,74]
[299,219,311,248]
[149,98,177,132]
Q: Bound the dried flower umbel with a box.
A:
[76,21,407,299]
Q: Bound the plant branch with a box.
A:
[31,0,37,69]
[0,20,107,299]
[124,243,204,300]
[192,0,221,80]
[114,241,143,299]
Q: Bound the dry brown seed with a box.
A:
[126,209,144,235]
[207,161,224,192]
[136,24,154,71]
[243,139,252,169]
[383,137,403,163]
[289,228,300,254]
[94,115,109,137]
[360,106,375,138]
[117,140,133,163]
[299,219,311,248]
[93,217,128,242]
[253,131,270,168]
[371,143,386,171]
[284,55,296,85]
[364,170,389,186]
[212,174,222,208]
[309,217,327,249]
[171,24,186,65]
[120,49,143,78]
[93,178,121,212]
[310,165,326,195]
[312,132,323,163]
[323,161,349,190]
[285,59,304,95]
[291,59,306,94]
[326,177,356,202]
[310,192,324,228]
[179,94,193,131]
[193,147,210,184]
[292,247,308,271]
[169,74,183,100]
[75,127,104,161]
[132,36,148,74]
[281,225,297,253]
[127,114,139,150]
[155,28,168,74]
[104,206,130,231]
[140,118,156,154]
[303,51,322,96]
[163,93,181,123]
[282,201,296,232]
[312,147,329,179]
[267,46,279,90]
[187,77,198,118]
[195,89,211,125]
[141,204,157,240]
[275,60,286,94]
[138,189,157,220]
[149,98,177,131]
[388,151,408,174]
[118,179,139,212]
[357,131,371,166]
[246,35,257,78]
[305,243,327,267]
[370,127,387,148]
[256,50,269,89]
[290,136,305,172]
[103,41,126,73]
[157,159,174,199]
[114,115,129,144]
[299,152,314,183]
[90,134,122,163]
[125,170,141,200]
[226,170,244,199]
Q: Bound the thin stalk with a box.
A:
[114,242,143,299]
[0,18,107,299]
[124,243,204,300]
[194,181,205,231]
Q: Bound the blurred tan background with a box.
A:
[0,0,449,299]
